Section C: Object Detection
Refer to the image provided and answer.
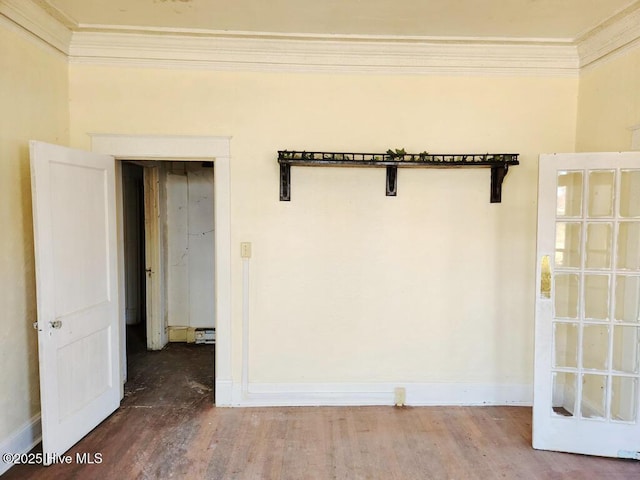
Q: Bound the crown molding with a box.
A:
[68,30,578,76]
[577,1,640,69]
[9,0,640,76]
[0,0,71,54]
[74,23,576,45]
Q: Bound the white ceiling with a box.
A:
[42,0,639,40]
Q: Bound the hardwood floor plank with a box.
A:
[4,343,639,479]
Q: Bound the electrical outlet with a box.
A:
[394,387,406,407]
[240,242,252,258]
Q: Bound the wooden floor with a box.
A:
[5,337,639,479]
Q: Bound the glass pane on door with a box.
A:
[552,372,576,417]
[611,376,637,422]
[556,223,581,268]
[554,274,579,319]
[588,170,614,218]
[617,223,640,270]
[615,276,640,322]
[581,374,606,419]
[620,170,640,218]
[585,223,612,269]
[584,275,609,320]
[554,322,578,368]
[557,171,583,217]
[582,324,609,370]
[612,326,640,374]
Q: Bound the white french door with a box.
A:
[30,141,120,463]
[533,152,640,458]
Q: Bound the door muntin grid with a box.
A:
[552,169,640,423]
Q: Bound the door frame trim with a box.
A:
[142,165,165,351]
[91,134,232,406]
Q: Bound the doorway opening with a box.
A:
[91,133,231,406]
[121,160,216,405]
[122,162,147,354]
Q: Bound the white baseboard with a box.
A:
[225,382,533,407]
[0,414,42,476]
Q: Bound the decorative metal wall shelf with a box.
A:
[278,150,519,203]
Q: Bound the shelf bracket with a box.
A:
[386,166,397,196]
[490,164,509,204]
[280,163,291,201]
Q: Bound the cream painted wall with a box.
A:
[576,46,640,151]
[68,66,577,391]
[0,24,68,440]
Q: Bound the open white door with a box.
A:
[534,152,640,458]
[30,141,120,463]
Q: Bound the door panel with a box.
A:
[30,141,120,463]
[534,152,640,458]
